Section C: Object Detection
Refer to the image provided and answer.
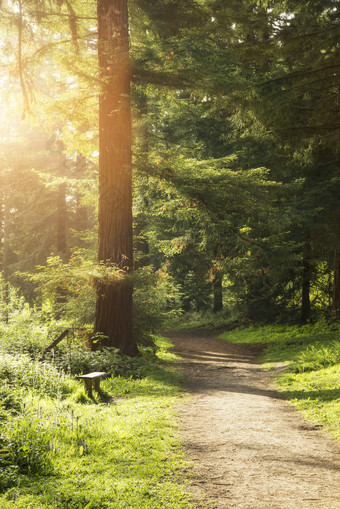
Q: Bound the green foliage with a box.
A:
[20,253,181,345]
[0,278,27,322]
[0,410,54,492]
[0,464,19,494]
[277,365,340,440]
[21,252,101,327]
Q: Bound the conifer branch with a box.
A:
[63,0,79,55]
[31,32,98,59]
[259,63,340,88]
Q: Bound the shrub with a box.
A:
[0,311,49,358]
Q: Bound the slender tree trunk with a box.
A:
[301,253,311,324]
[74,155,89,240]
[134,91,149,269]
[213,273,223,313]
[2,197,10,324]
[57,182,67,254]
[55,150,68,318]
[334,96,340,319]
[95,0,138,355]
[332,250,340,319]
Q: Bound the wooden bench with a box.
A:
[76,372,107,397]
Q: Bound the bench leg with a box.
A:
[84,379,93,397]
[93,379,101,393]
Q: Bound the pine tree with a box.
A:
[94,0,138,355]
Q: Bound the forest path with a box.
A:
[166,329,340,509]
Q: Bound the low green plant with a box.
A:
[20,253,182,346]
[0,353,74,398]
[0,382,22,416]
[294,340,340,373]
[0,410,54,493]
[5,414,53,475]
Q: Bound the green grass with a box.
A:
[219,322,340,441]
[0,336,201,509]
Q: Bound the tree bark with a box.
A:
[95,0,138,355]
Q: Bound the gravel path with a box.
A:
[167,329,340,509]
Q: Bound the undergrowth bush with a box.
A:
[0,308,70,359]
[0,354,74,398]
[133,265,182,345]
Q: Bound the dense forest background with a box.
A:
[1,0,340,346]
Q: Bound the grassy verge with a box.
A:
[0,336,199,509]
[219,322,340,441]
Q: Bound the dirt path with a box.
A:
[167,329,340,509]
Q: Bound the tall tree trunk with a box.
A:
[95,0,138,355]
[332,250,340,319]
[301,253,311,324]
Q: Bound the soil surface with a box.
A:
[166,329,340,509]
